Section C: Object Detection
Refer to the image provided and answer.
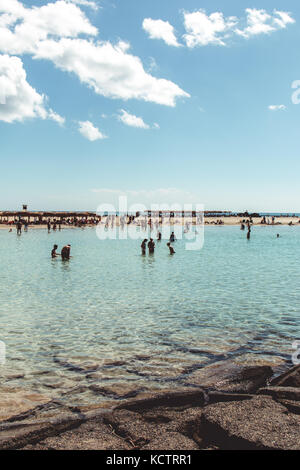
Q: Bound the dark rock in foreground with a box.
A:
[185,361,273,393]
[201,396,300,450]
[1,362,300,450]
[23,416,131,450]
[258,386,300,401]
[116,389,205,411]
[270,364,300,388]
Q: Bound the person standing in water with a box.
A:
[170,232,176,242]
[148,238,155,254]
[61,244,71,260]
[51,244,60,258]
[16,220,22,235]
[247,227,251,240]
[167,242,175,255]
[141,239,147,255]
[157,231,162,241]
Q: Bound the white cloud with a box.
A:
[183,10,238,47]
[182,8,295,47]
[0,0,97,55]
[48,109,65,125]
[67,0,99,11]
[143,18,180,47]
[273,11,295,29]
[0,1,189,107]
[118,109,150,129]
[78,120,106,140]
[34,38,189,106]
[0,0,25,17]
[236,9,295,38]
[236,9,274,37]
[268,104,287,111]
[147,56,158,72]
[0,54,64,124]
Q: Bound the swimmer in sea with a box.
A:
[16,221,22,235]
[51,244,60,258]
[61,244,71,260]
[170,232,176,242]
[167,242,175,255]
[148,238,155,254]
[141,239,147,255]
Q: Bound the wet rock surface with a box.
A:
[270,364,300,388]
[258,386,300,401]
[185,361,273,392]
[1,362,299,450]
[22,417,130,450]
[201,396,300,450]
[0,387,51,422]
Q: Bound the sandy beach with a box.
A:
[1,215,300,230]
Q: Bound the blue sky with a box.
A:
[1,0,300,212]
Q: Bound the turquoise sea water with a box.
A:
[0,225,299,405]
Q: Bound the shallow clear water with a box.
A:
[0,225,299,405]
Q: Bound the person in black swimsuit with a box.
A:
[61,244,71,260]
[148,238,155,254]
[167,242,175,254]
[141,239,147,255]
[51,244,59,258]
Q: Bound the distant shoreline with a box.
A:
[1,215,300,229]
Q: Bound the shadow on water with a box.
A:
[61,259,71,272]
[50,258,71,272]
[141,253,156,268]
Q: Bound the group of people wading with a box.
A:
[241,220,252,239]
[141,232,176,256]
[51,244,71,260]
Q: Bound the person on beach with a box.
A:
[141,239,147,255]
[47,221,51,232]
[51,244,60,258]
[148,238,155,254]
[167,242,175,255]
[61,244,71,260]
